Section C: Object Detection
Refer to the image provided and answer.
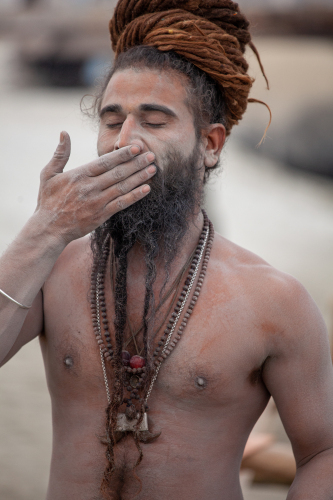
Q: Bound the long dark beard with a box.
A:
[92,142,203,268]
[90,143,204,494]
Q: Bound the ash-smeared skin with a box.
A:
[0,67,333,500]
[42,233,333,500]
[0,123,157,367]
[36,137,157,246]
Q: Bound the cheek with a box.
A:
[97,128,116,156]
[175,125,197,155]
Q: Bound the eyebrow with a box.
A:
[99,104,122,118]
[139,104,177,118]
[99,103,177,119]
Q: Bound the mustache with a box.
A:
[92,142,204,261]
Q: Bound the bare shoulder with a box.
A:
[211,233,327,349]
[211,231,296,289]
[47,235,92,279]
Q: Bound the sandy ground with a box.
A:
[0,36,333,500]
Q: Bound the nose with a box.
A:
[114,115,145,152]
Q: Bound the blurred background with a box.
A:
[0,1,332,499]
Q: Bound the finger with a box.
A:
[105,184,151,216]
[95,152,155,190]
[42,131,71,179]
[84,145,142,177]
[102,164,156,199]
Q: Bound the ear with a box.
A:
[202,124,226,168]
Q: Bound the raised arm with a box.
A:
[0,132,156,366]
[262,276,333,499]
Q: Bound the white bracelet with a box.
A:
[0,288,32,309]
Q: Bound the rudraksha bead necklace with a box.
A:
[145,213,213,405]
[90,210,214,424]
[111,242,198,357]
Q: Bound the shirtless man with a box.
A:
[1,1,333,499]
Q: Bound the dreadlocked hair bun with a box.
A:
[109,0,270,136]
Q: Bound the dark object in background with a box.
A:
[284,105,333,177]
[239,104,333,178]
[0,4,115,87]
[249,7,333,38]
[32,58,84,87]
[29,54,111,87]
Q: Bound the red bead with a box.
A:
[129,355,146,369]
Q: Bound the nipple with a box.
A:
[195,376,207,389]
[64,356,74,368]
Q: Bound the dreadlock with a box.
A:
[104,243,130,486]
[109,0,271,137]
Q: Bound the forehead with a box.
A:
[101,67,192,118]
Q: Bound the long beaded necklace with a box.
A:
[112,242,198,357]
[90,210,214,434]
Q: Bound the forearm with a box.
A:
[0,212,66,360]
[0,137,155,363]
[287,448,333,499]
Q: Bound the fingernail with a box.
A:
[141,185,150,194]
[131,145,141,155]
[146,152,155,162]
[147,165,156,174]
[60,132,65,145]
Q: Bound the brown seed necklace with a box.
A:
[90,210,214,435]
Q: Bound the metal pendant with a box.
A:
[130,375,140,388]
[116,412,148,432]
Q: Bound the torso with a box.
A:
[41,232,284,500]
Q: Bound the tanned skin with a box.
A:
[1,68,333,500]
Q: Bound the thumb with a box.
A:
[44,131,71,178]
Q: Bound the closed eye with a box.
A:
[106,123,123,129]
[142,122,166,128]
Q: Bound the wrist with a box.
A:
[24,211,69,256]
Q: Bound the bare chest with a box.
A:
[41,261,272,499]
[41,266,270,415]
